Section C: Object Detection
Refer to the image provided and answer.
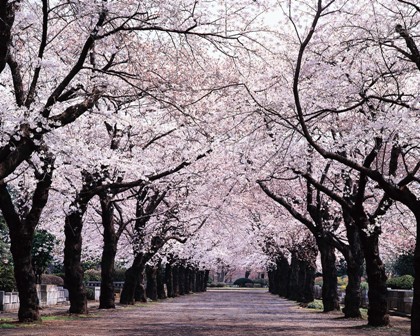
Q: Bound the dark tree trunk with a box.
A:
[0,1,16,74]
[173,266,180,296]
[317,239,340,312]
[185,268,191,294]
[190,268,197,293]
[179,266,186,295]
[64,212,88,314]
[157,264,167,299]
[99,196,117,309]
[204,270,209,291]
[203,270,210,292]
[278,257,290,298]
[411,210,420,336]
[357,215,389,326]
[146,265,158,301]
[272,266,280,295]
[0,157,54,322]
[287,252,300,301]
[342,221,363,318]
[9,224,39,322]
[120,253,146,304]
[134,269,147,302]
[302,259,315,303]
[268,270,274,294]
[165,264,175,297]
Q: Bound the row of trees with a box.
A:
[0,1,418,335]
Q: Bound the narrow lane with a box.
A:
[1,289,410,335]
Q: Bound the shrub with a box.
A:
[307,300,324,310]
[114,268,127,282]
[86,287,95,300]
[208,282,225,288]
[41,274,64,286]
[360,281,369,290]
[233,278,254,287]
[0,264,16,292]
[84,269,101,282]
[392,253,414,276]
[252,278,268,286]
[386,275,414,289]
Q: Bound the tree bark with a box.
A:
[287,252,300,301]
[317,239,340,312]
[157,264,167,299]
[99,196,117,309]
[356,215,389,326]
[0,156,54,322]
[278,256,290,298]
[341,220,363,318]
[165,264,175,297]
[179,266,186,295]
[411,210,420,336]
[64,211,88,314]
[120,253,145,304]
[173,266,180,296]
[146,265,158,301]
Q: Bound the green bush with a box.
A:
[392,253,414,276]
[0,263,16,292]
[307,300,324,310]
[360,281,369,290]
[41,274,64,286]
[114,268,126,281]
[233,278,254,287]
[208,282,225,288]
[84,269,101,282]
[86,287,95,300]
[252,278,268,286]
[386,275,414,289]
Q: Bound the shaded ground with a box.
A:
[0,289,410,335]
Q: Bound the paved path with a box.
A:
[0,289,410,335]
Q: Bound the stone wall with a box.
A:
[0,285,69,312]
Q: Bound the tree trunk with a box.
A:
[165,264,175,297]
[204,270,209,291]
[411,210,420,336]
[120,253,145,304]
[134,268,147,302]
[357,215,389,326]
[342,222,363,318]
[64,212,88,314]
[179,266,186,295]
[173,266,180,296]
[10,228,39,322]
[185,267,191,294]
[302,259,315,303]
[146,265,158,301]
[157,263,167,299]
[287,252,300,301]
[268,270,275,294]
[317,239,340,312]
[99,196,117,309]
[0,160,54,322]
[278,256,290,298]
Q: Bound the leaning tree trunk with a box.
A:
[64,211,88,314]
[317,239,340,312]
[357,215,389,326]
[0,184,39,322]
[146,265,158,301]
[120,253,145,304]
[0,159,54,322]
[99,196,117,309]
